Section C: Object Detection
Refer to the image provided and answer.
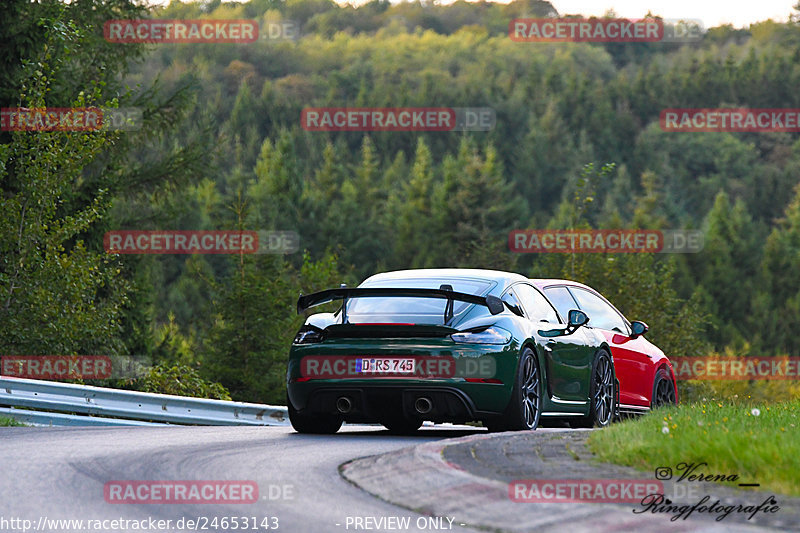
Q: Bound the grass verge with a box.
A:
[0,415,26,427]
[588,400,800,497]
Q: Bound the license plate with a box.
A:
[358,358,415,374]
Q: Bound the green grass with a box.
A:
[588,400,800,497]
[0,415,26,427]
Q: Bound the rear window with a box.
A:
[346,278,493,324]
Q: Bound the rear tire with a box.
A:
[486,348,541,432]
[570,350,616,429]
[287,394,343,434]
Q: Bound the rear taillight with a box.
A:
[293,325,325,345]
[451,326,512,345]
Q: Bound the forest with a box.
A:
[2,0,800,403]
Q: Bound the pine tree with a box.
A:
[691,191,759,349]
[430,138,526,269]
[393,137,436,268]
[301,141,347,256]
[760,183,800,354]
[249,131,303,233]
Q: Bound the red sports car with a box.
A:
[531,278,678,418]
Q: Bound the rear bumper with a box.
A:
[288,383,502,424]
[286,338,520,422]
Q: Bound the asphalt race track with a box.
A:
[0,424,489,533]
[2,425,797,533]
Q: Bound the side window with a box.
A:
[569,287,628,333]
[542,286,579,323]
[515,284,559,323]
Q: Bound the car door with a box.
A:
[565,286,652,406]
[519,284,594,402]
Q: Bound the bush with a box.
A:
[117,363,231,400]
[0,416,26,427]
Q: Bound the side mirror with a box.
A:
[630,320,649,338]
[538,309,589,337]
[568,309,589,328]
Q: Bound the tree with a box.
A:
[687,192,760,349]
[249,131,303,232]
[200,244,343,403]
[301,140,347,255]
[0,0,216,362]
[430,138,526,269]
[0,0,148,105]
[392,137,437,267]
[0,22,129,355]
[335,136,390,276]
[759,183,800,354]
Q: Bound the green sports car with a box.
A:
[287,268,621,434]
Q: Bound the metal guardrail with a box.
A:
[0,406,164,427]
[0,377,288,427]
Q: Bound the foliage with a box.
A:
[117,363,232,400]
[197,227,344,402]
[0,18,130,356]
[5,0,800,402]
[0,416,27,427]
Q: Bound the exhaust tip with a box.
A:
[336,396,353,414]
[414,397,433,415]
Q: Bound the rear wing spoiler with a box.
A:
[296,287,505,323]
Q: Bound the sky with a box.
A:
[144,0,799,29]
[549,0,797,28]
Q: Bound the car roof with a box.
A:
[361,270,597,291]
[528,278,595,292]
[362,268,528,287]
